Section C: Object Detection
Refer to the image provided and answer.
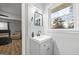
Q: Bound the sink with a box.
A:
[32,35,52,43]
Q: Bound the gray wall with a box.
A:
[0,18,21,35]
[9,21,21,34]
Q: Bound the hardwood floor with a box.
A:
[0,39,22,55]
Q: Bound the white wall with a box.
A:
[28,4,44,37]
[22,3,44,55]
[27,4,44,54]
[43,3,79,55]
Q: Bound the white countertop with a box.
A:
[31,35,52,44]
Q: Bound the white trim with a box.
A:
[47,29,79,34]
[22,3,26,55]
[22,3,30,55]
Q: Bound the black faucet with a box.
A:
[37,31,41,36]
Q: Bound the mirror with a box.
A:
[34,12,43,26]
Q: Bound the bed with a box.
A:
[0,30,12,45]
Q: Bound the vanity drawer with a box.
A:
[41,40,50,47]
[40,39,51,55]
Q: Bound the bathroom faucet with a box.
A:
[37,31,41,36]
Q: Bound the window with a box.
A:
[49,4,74,29]
[0,22,8,30]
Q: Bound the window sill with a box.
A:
[47,29,79,34]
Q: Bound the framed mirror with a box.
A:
[34,12,43,26]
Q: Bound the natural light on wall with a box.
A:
[0,22,8,30]
[50,6,72,18]
[49,3,74,29]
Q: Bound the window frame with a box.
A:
[48,5,74,30]
[0,22,8,30]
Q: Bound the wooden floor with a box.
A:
[0,39,22,55]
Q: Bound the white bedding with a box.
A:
[0,33,9,37]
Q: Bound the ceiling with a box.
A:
[30,3,49,10]
[0,3,21,20]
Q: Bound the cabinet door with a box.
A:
[30,39,40,55]
[40,40,51,55]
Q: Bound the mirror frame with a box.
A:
[34,12,43,26]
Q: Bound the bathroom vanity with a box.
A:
[30,35,53,55]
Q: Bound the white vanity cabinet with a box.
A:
[30,35,53,55]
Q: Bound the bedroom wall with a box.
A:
[0,11,21,21]
[9,21,21,34]
[0,18,21,35]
